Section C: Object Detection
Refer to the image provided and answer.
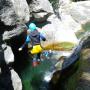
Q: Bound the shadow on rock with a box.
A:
[0,64,14,90]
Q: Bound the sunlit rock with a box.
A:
[3,44,14,64]
[11,0,30,23]
[0,0,30,25]
[69,1,90,24]
[59,0,71,6]
[11,69,22,90]
[28,0,53,21]
[0,0,18,25]
[40,15,79,50]
[59,1,90,33]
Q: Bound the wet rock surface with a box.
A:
[76,49,90,90]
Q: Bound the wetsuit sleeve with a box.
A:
[40,33,46,41]
[20,35,30,49]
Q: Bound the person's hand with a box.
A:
[27,29,30,35]
[18,48,22,51]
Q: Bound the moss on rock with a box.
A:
[44,42,75,51]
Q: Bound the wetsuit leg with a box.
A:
[33,54,37,62]
[32,54,38,67]
[36,53,41,59]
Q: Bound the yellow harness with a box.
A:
[30,45,43,54]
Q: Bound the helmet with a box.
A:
[29,23,37,31]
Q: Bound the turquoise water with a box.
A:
[20,53,54,90]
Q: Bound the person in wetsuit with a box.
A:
[18,23,46,67]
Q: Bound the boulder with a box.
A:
[57,0,90,40]
[0,43,14,66]
[59,1,82,33]
[11,69,22,90]
[0,0,30,25]
[0,67,22,90]
[69,1,90,24]
[0,1,18,25]
[2,24,26,41]
[39,14,79,50]
[28,0,53,22]
[10,0,30,23]
[59,1,90,32]
[3,44,14,64]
